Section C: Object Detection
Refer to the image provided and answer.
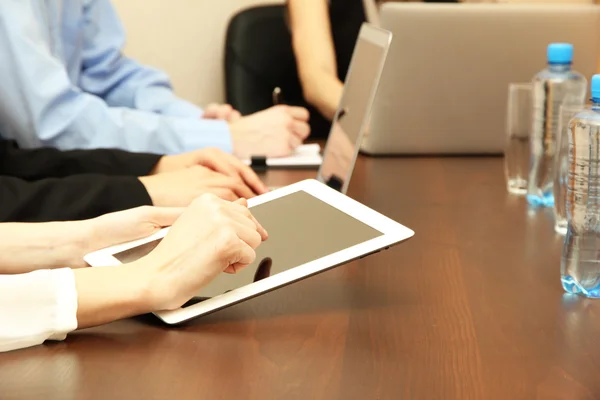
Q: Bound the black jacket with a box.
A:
[0,140,161,222]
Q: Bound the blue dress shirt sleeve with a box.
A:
[79,0,205,119]
[0,1,232,154]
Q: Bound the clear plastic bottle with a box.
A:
[527,43,587,207]
[561,74,600,298]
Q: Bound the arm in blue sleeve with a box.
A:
[0,1,231,154]
[79,0,205,119]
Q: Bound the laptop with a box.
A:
[361,3,600,155]
[270,22,392,193]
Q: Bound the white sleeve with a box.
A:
[0,268,78,353]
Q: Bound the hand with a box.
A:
[229,105,310,159]
[139,166,256,206]
[152,148,268,195]
[137,195,268,311]
[202,103,242,122]
[76,206,184,268]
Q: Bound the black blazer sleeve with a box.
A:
[0,140,161,180]
[0,174,153,222]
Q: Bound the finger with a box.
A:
[223,177,255,199]
[218,104,233,120]
[234,198,248,207]
[209,187,238,202]
[291,120,310,140]
[223,205,257,230]
[233,221,263,249]
[286,106,310,121]
[202,103,220,119]
[228,202,268,241]
[289,134,302,151]
[202,155,240,179]
[225,241,257,273]
[228,110,242,122]
[223,153,266,194]
[239,165,268,195]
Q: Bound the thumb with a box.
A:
[234,198,249,207]
[224,242,256,273]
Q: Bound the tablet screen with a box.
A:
[113,190,383,297]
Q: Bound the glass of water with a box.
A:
[553,103,585,235]
[504,83,533,195]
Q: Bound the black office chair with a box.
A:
[224,5,332,138]
[225,5,296,114]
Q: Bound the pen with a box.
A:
[272,87,282,105]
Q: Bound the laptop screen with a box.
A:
[318,24,391,192]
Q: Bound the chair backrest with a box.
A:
[224,5,304,115]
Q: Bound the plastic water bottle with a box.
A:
[527,43,587,207]
[561,75,600,298]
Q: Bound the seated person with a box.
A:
[0,138,267,222]
[0,1,309,158]
[0,195,268,353]
[286,0,456,138]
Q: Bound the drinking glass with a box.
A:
[504,83,533,195]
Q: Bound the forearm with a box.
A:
[81,0,204,119]
[303,75,344,121]
[0,265,152,353]
[0,175,152,223]
[0,221,90,274]
[74,264,152,329]
[0,140,161,179]
[288,0,341,121]
[0,3,231,154]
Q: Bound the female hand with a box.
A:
[73,206,185,268]
[134,194,268,311]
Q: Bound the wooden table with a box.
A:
[2,156,600,400]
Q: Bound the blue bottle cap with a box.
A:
[547,43,573,65]
[591,74,600,102]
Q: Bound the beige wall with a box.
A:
[113,0,598,108]
[112,0,284,108]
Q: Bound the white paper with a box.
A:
[242,144,322,167]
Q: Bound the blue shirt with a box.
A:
[0,0,232,154]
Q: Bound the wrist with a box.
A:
[39,220,91,268]
[76,217,114,263]
[73,262,157,329]
[138,176,161,206]
[133,250,215,312]
[120,262,156,315]
[57,220,95,269]
[129,255,172,312]
[305,77,342,120]
[149,156,168,175]
[320,79,343,120]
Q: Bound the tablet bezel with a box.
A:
[84,179,414,324]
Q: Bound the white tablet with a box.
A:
[84,179,414,324]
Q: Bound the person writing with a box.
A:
[0,138,268,222]
[0,195,267,353]
[287,0,456,138]
[0,1,309,158]
[287,0,370,137]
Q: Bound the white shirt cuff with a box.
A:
[0,268,78,352]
